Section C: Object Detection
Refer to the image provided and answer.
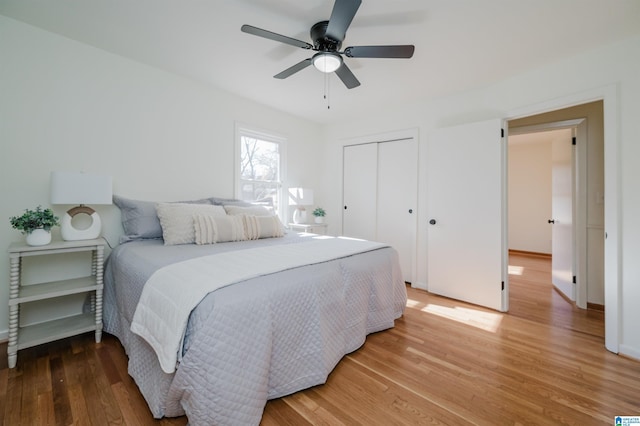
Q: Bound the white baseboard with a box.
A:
[0,329,7,343]
[411,281,427,291]
[619,344,640,362]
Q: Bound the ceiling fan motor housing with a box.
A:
[311,21,342,52]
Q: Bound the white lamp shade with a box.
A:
[288,188,314,206]
[313,52,342,73]
[50,171,113,205]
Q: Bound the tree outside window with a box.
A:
[237,129,285,216]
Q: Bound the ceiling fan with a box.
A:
[241,0,415,89]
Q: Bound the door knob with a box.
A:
[408,209,413,214]
[429,219,436,225]
[548,219,555,224]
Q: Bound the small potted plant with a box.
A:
[10,206,60,246]
[312,207,326,224]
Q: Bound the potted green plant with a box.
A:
[10,206,60,246]
[312,207,326,224]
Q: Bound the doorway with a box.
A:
[507,101,605,312]
[425,93,616,351]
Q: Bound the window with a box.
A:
[235,125,286,217]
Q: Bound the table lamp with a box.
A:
[50,171,113,241]
[288,187,314,224]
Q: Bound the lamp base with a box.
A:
[60,205,102,241]
[293,208,307,224]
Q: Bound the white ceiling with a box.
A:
[2,0,640,124]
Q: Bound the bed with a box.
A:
[102,196,407,425]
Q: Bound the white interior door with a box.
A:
[377,138,418,283]
[343,143,377,240]
[427,119,506,312]
[551,135,574,300]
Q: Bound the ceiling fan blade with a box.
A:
[344,45,415,58]
[334,63,360,89]
[325,0,362,42]
[241,24,312,50]
[274,58,313,79]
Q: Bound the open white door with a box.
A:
[550,133,574,300]
[427,119,507,312]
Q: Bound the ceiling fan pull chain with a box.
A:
[324,72,327,101]
[324,72,331,109]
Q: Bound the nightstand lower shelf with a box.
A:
[16,312,101,351]
[11,276,100,304]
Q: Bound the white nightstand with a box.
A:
[7,238,105,368]
[288,222,328,235]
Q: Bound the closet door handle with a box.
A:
[408,209,413,214]
[429,219,437,225]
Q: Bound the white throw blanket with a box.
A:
[130,237,386,373]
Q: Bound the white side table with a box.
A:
[7,238,105,368]
[288,222,328,235]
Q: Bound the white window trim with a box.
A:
[234,122,287,219]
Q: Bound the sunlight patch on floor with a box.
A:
[508,264,525,276]
[406,298,424,309]
[421,304,503,333]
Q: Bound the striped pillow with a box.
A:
[243,215,285,240]
[193,215,246,244]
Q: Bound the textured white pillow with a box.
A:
[156,203,226,245]
[244,215,285,240]
[224,205,275,216]
[194,214,247,244]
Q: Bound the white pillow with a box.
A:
[156,203,226,245]
[224,205,275,216]
[194,215,246,244]
[244,215,285,240]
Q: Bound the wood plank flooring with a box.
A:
[1,253,639,425]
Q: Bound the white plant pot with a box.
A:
[26,229,52,246]
[314,216,324,224]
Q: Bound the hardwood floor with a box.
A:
[1,253,638,425]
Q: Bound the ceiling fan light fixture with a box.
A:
[312,52,342,73]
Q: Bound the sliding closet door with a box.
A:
[377,139,417,283]
[427,119,507,312]
[343,138,418,283]
[343,143,378,241]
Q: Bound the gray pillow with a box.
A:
[209,197,253,206]
[223,205,275,216]
[210,197,274,207]
[113,195,211,244]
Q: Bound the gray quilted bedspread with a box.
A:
[103,233,407,425]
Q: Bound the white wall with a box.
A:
[508,137,553,254]
[0,16,323,335]
[323,35,640,359]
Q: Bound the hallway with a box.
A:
[508,252,604,338]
